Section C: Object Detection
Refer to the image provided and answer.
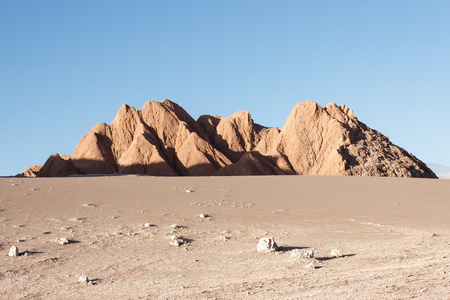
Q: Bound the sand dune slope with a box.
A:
[1,176,449,299]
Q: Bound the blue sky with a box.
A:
[1,1,449,176]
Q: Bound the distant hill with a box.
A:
[22,99,437,178]
[427,163,450,179]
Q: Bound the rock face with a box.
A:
[23,99,437,178]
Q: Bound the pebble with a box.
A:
[170,235,183,247]
[8,246,19,257]
[304,260,317,269]
[78,275,89,284]
[330,249,343,258]
[56,238,70,245]
[290,249,315,259]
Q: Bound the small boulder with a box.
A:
[78,275,89,284]
[330,249,343,258]
[199,213,207,218]
[8,246,19,257]
[170,235,183,247]
[257,237,278,253]
[56,238,70,245]
[304,260,318,269]
[290,248,315,259]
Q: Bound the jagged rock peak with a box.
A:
[22,99,437,179]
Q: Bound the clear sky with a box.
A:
[1,1,449,176]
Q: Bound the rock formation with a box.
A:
[22,99,437,178]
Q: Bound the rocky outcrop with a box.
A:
[22,99,437,178]
[216,152,286,176]
[38,154,78,177]
[22,165,42,177]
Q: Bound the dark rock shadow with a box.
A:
[181,237,195,244]
[173,225,189,229]
[278,246,310,252]
[19,251,44,256]
[316,253,356,262]
[88,278,101,285]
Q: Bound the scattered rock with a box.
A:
[170,235,183,247]
[72,218,85,223]
[199,213,207,218]
[56,238,70,245]
[78,275,89,285]
[330,249,343,258]
[144,223,152,227]
[304,260,318,269]
[170,224,179,229]
[8,246,19,257]
[290,249,315,259]
[257,237,278,253]
[186,189,194,193]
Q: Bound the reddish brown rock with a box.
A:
[117,122,178,176]
[22,165,42,177]
[216,151,286,176]
[71,123,116,175]
[268,101,350,175]
[175,127,231,176]
[38,154,78,177]
[23,99,437,178]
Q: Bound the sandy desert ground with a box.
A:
[1,175,450,299]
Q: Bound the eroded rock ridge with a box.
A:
[23,99,437,178]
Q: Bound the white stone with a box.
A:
[8,246,18,257]
[304,260,317,269]
[257,237,278,253]
[170,235,183,246]
[330,249,343,258]
[144,223,152,227]
[199,214,207,218]
[170,239,180,247]
[57,238,69,245]
[78,275,89,284]
[290,249,315,259]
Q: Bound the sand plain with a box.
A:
[1,175,450,299]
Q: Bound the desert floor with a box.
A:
[1,175,450,299]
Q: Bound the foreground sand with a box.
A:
[1,175,450,299]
